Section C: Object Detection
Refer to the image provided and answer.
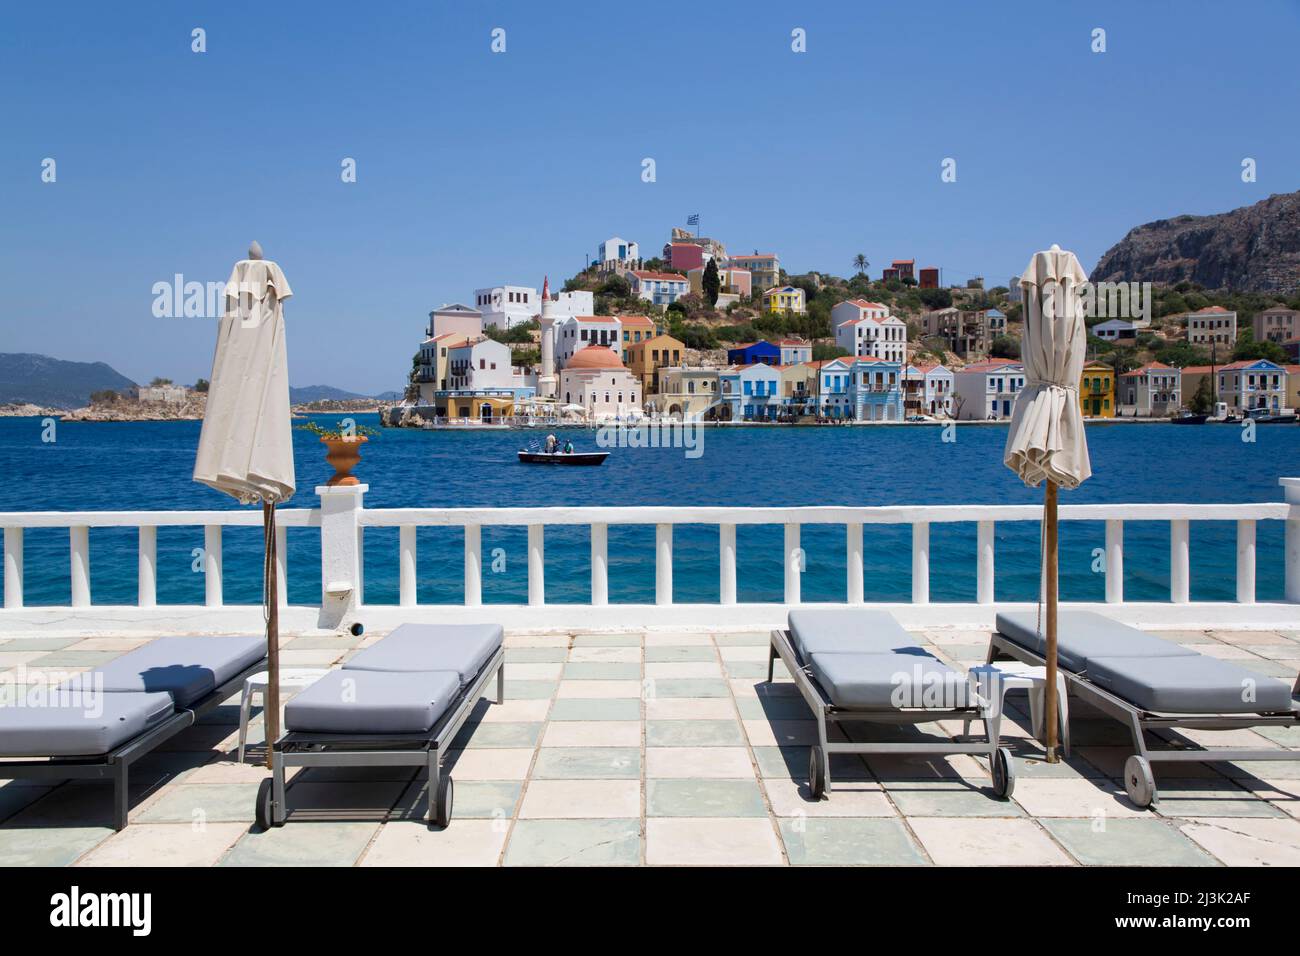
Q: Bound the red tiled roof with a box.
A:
[630,271,688,281]
[1191,306,1232,314]
[1121,361,1178,377]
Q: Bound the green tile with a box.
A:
[136,783,260,823]
[1152,781,1286,818]
[533,748,641,779]
[723,661,769,678]
[506,647,569,662]
[453,722,542,749]
[562,662,641,680]
[715,633,768,646]
[781,818,926,866]
[504,680,557,700]
[571,634,641,647]
[505,818,640,866]
[647,779,766,817]
[884,780,1024,817]
[0,637,80,651]
[1010,752,1107,779]
[648,678,729,698]
[549,698,640,721]
[646,720,743,747]
[645,645,715,662]
[1213,759,1300,780]
[221,822,379,866]
[1043,818,1217,866]
[30,650,122,667]
[1250,725,1300,747]
[751,746,872,781]
[0,826,111,866]
[391,779,521,820]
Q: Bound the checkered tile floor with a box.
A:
[2,627,1299,866]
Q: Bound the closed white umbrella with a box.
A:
[194,241,295,768]
[1003,244,1091,763]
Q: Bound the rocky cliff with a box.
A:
[1092,191,1300,292]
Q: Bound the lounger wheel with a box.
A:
[255,778,283,829]
[1124,755,1156,808]
[808,747,827,800]
[991,747,1016,799]
[433,775,454,828]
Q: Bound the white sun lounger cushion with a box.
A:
[808,650,972,710]
[0,691,175,757]
[1086,654,1295,715]
[995,611,1195,674]
[343,623,502,687]
[788,608,916,659]
[284,669,462,735]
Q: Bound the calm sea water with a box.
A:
[1,415,1296,608]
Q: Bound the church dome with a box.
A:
[568,345,624,370]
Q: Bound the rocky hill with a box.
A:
[1093,191,1300,292]
[0,353,137,409]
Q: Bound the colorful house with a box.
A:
[902,362,954,417]
[726,341,782,366]
[625,333,684,396]
[813,358,904,421]
[762,285,807,315]
[718,364,782,421]
[833,299,907,363]
[951,359,1025,420]
[619,314,657,346]
[628,271,689,306]
[727,253,780,292]
[652,367,721,420]
[1216,359,1288,414]
[1079,360,1115,418]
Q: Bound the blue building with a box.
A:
[726,341,781,366]
[719,364,782,421]
[815,358,904,421]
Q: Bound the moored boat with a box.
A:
[517,450,608,466]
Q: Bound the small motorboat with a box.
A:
[1170,413,1207,425]
[517,450,609,466]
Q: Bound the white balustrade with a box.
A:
[1,484,1297,617]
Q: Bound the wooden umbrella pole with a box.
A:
[1043,480,1060,763]
[263,502,280,770]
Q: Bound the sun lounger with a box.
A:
[989,610,1299,807]
[769,609,1015,800]
[256,622,504,829]
[0,636,266,829]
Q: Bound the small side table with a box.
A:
[238,668,329,763]
[964,662,1070,756]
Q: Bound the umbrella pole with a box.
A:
[1043,480,1060,763]
[263,502,281,770]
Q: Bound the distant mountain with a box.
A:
[0,353,137,409]
[1093,191,1300,292]
[374,390,403,401]
[289,384,371,403]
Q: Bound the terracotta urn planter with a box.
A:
[322,436,368,486]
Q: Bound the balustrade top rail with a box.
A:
[0,509,320,529]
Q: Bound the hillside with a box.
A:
[0,353,137,409]
[1093,191,1300,293]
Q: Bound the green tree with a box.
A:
[701,258,721,307]
[813,343,850,361]
[990,335,1020,359]
[918,287,952,310]
[193,378,210,393]
[852,253,868,276]
[1188,375,1214,414]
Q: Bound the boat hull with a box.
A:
[517,451,608,466]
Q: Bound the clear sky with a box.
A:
[2,0,1298,394]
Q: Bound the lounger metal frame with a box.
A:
[265,647,505,827]
[988,633,1300,805]
[0,657,267,831]
[769,629,1010,795]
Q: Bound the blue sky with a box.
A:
[2,0,1298,394]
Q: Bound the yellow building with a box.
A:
[1080,360,1115,418]
[625,333,684,396]
[762,285,806,315]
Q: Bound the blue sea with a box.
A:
[1,415,1296,608]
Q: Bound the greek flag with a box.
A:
[686,213,700,226]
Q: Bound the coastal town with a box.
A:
[383,225,1300,428]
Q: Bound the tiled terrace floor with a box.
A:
[2,626,1300,866]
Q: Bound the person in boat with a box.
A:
[545,434,558,453]
[563,440,574,454]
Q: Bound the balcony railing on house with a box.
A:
[2,479,1299,633]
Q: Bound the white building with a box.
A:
[446,338,517,391]
[474,285,538,331]
[832,299,907,363]
[952,359,1025,420]
[1092,318,1138,342]
[559,346,641,420]
[629,271,689,306]
[596,237,640,266]
[902,362,954,417]
[552,289,594,318]
[556,315,623,368]
[1187,307,1238,347]
[1119,362,1181,417]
